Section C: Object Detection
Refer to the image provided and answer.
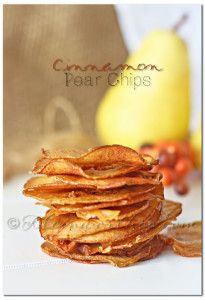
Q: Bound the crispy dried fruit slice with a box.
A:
[73,200,181,245]
[39,200,162,239]
[32,158,152,178]
[38,145,157,168]
[42,241,69,259]
[76,209,121,221]
[55,234,153,256]
[70,203,161,244]
[106,199,182,251]
[38,188,163,214]
[50,199,180,256]
[23,172,162,192]
[23,183,163,205]
[36,196,154,214]
[41,235,165,267]
[75,201,150,221]
[162,221,202,257]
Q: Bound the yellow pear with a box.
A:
[96,30,190,148]
[190,124,201,169]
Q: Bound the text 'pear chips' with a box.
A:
[23,145,201,267]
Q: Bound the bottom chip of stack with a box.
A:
[42,235,165,267]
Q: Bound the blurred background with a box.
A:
[3,4,201,195]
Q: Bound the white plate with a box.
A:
[3,175,202,295]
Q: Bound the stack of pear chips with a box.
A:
[23,145,185,267]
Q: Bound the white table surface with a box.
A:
[3,174,202,295]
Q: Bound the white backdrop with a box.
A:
[115,4,202,131]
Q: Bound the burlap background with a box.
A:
[3,4,128,180]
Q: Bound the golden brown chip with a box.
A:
[162,221,202,257]
[42,241,69,259]
[40,191,162,214]
[41,235,165,267]
[55,234,153,256]
[23,183,163,205]
[39,200,162,240]
[36,197,153,214]
[76,209,121,221]
[75,201,150,221]
[73,200,181,246]
[70,206,161,245]
[23,172,161,192]
[105,200,182,253]
[38,145,157,168]
[32,158,152,178]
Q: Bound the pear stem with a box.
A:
[172,14,188,32]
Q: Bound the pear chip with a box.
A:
[162,221,202,257]
[41,235,166,268]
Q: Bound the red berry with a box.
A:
[174,181,189,195]
[175,158,193,176]
[159,150,177,168]
[178,141,191,157]
[157,141,180,155]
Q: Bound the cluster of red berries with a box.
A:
[140,141,194,195]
